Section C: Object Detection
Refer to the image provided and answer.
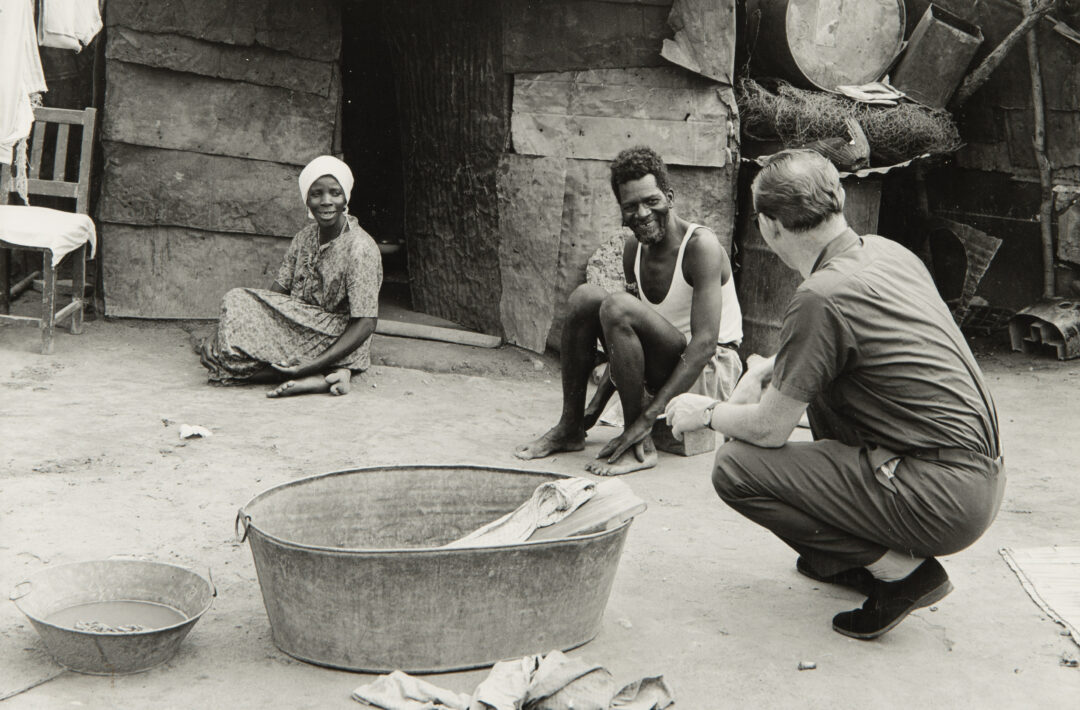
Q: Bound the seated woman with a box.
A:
[200,156,382,397]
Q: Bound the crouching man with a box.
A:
[665,149,1004,639]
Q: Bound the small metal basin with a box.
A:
[237,465,635,673]
[9,559,215,675]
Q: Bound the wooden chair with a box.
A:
[0,106,97,354]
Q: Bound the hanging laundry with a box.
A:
[38,0,102,51]
[0,0,47,165]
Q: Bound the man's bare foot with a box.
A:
[514,425,586,460]
[325,368,352,396]
[267,374,330,398]
[586,438,657,476]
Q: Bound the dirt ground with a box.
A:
[1,315,1079,709]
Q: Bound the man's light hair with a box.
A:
[751,149,844,232]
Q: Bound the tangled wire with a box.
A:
[737,78,963,166]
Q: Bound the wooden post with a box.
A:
[1026,0,1057,299]
[953,0,1058,108]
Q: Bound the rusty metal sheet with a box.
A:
[101,224,289,318]
[502,0,672,73]
[105,27,335,97]
[496,154,567,353]
[105,0,341,62]
[511,68,731,167]
[98,142,305,238]
[102,61,335,166]
[660,0,736,84]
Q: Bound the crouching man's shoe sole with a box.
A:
[831,558,953,640]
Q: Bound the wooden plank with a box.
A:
[660,0,736,84]
[98,142,306,237]
[25,180,78,199]
[381,0,510,336]
[511,68,730,167]
[502,0,672,73]
[102,61,336,165]
[28,124,45,179]
[105,0,341,62]
[101,224,289,318]
[375,320,502,348]
[496,154,567,353]
[52,124,70,181]
[105,27,335,97]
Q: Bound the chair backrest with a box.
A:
[0,106,97,215]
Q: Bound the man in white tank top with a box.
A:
[515,146,743,475]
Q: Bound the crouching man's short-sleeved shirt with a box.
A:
[771,229,999,458]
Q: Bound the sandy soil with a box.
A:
[1,317,1079,709]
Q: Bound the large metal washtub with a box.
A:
[236,465,634,673]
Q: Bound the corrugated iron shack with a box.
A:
[95,0,740,353]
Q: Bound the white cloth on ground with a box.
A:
[38,0,102,51]
[0,205,97,266]
[351,650,674,710]
[1,0,48,163]
[351,670,470,710]
[442,478,596,548]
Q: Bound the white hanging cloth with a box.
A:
[0,0,48,164]
[38,0,103,51]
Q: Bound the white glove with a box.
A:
[663,393,716,440]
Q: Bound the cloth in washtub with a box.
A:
[0,205,96,267]
[441,478,596,548]
[351,650,675,710]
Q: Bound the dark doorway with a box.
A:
[340,0,409,304]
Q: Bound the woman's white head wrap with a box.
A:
[299,155,354,217]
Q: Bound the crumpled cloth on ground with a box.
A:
[352,650,674,710]
[351,671,472,710]
[0,205,96,266]
[442,478,595,548]
[38,0,103,51]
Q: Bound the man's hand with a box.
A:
[663,393,716,440]
[596,415,653,464]
[727,354,776,405]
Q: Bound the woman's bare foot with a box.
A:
[267,374,330,398]
[586,438,657,476]
[325,368,352,396]
[514,424,586,460]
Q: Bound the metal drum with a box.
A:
[237,465,634,673]
[749,0,906,91]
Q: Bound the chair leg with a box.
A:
[0,247,9,315]
[41,252,56,355]
[70,243,86,334]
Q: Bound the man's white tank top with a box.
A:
[634,223,743,345]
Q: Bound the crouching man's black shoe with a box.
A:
[832,558,953,640]
[796,556,876,597]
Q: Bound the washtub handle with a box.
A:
[207,568,218,598]
[235,510,251,543]
[9,580,31,602]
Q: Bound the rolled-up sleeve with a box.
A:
[772,288,857,403]
[346,238,383,319]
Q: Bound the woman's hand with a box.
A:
[664,393,716,440]
[271,359,307,379]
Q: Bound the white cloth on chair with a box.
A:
[0,205,96,266]
[0,0,48,162]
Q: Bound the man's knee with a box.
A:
[711,440,759,503]
[598,291,639,330]
[566,283,609,317]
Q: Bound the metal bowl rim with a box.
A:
[11,558,215,635]
[239,463,634,554]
